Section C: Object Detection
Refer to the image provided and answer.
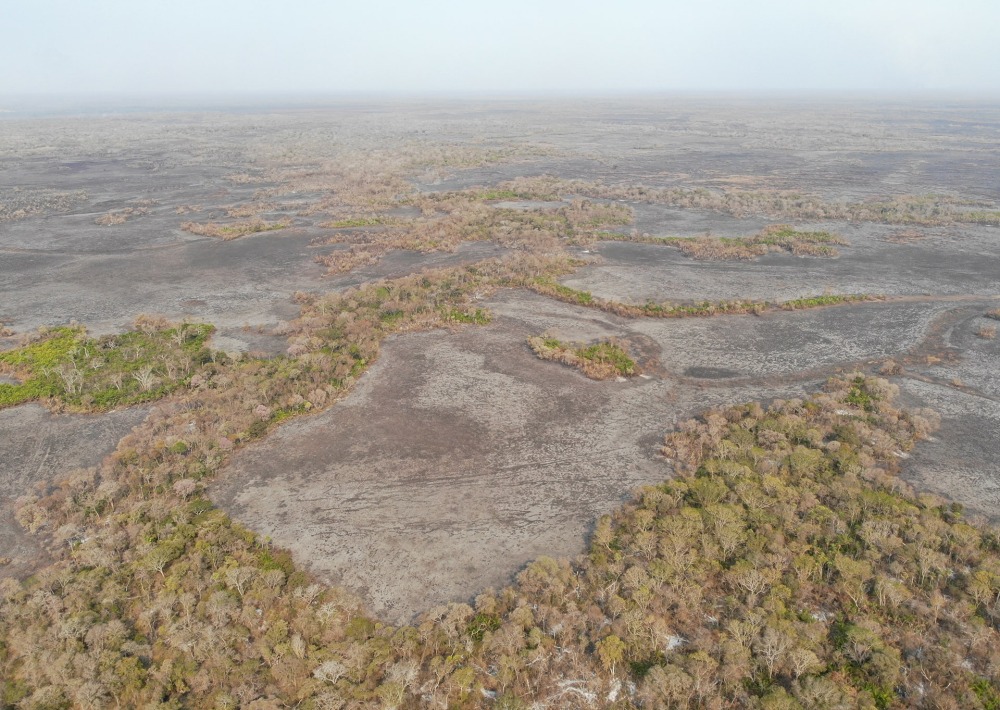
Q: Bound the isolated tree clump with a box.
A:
[181,218,289,240]
[528,335,638,379]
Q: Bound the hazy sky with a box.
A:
[4,0,999,95]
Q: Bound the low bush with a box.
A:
[181,218,289,240]
[528,335,637,379]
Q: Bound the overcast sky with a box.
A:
[4,0,999,96]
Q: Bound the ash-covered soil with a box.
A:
[564,226,1000,304]
[898,378,1000,518]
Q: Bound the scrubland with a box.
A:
[1,97,1000,708]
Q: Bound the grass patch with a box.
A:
[94,202,152,226]
[225,201,276,218]
[491,176,1000,226]
[965,211,1000,225]
[442,307,492,325]
[314,192,630,275]
[779,294,873,310]
[612,224,847,260]
[321,216,394,228]
[474,188,560,202]
[528,335,637,380]
[530,277,594,305]
[181,218,289,240]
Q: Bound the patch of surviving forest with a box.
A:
[10,365,1000,708]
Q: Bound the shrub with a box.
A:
[528,335,638,379]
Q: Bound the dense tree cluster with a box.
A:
[0,319,215,411]
[7,320,1000,707]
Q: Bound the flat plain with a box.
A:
[2,96,1000,624]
